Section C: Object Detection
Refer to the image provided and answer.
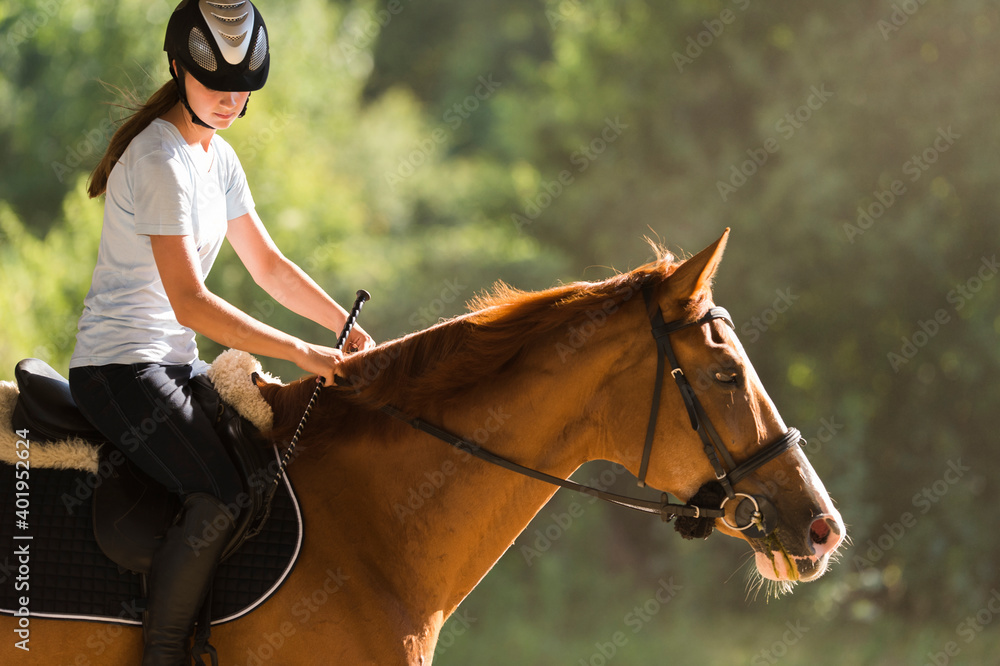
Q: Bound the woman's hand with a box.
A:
[295,327,375,385]
[345,325,376,353]
[295,343,346,386]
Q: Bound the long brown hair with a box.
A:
[87,80,179,198]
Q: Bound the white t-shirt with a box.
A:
[70,118,255,369]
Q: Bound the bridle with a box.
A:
[345,285,802,539]
[635,285,803,538]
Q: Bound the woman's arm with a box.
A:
[149,233,346,384]
[225,210,374,351]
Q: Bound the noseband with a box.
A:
[374,285,803,540]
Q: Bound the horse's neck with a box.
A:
[396,378,589,607]
[295,339,623,627]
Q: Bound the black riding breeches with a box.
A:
[69,363,243,509]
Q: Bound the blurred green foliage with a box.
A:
[2,0,999,662]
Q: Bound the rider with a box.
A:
[68,2,373,663]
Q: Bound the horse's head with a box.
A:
[615,229,844,591]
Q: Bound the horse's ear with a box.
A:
[669,228,729,302]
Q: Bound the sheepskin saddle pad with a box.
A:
[0,350,303,627]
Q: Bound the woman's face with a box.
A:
[182,71,250,130]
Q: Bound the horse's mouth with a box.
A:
[750,532,830,584]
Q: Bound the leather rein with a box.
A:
[371,285,803,538]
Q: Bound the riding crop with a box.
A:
[268,289,371,491]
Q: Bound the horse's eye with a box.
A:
[715,371,739,385]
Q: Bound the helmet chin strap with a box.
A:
[171,65,213,129]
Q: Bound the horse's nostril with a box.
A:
[810,517,831,545]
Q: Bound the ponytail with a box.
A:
[87,80,179,198]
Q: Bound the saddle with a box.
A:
[11,358,279,574]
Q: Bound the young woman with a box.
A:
[68,2,373,663]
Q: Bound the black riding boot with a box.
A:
[142,493,236,666]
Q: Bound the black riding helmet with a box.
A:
[164,0,270,127]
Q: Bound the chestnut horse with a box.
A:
[1,230,844,664]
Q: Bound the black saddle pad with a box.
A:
[0,450,302,626]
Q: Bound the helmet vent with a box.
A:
[219,30,247,46]
[249,25,267,71]
[188,26,218,72]
[210,10,249,24]
[205,1,247,10]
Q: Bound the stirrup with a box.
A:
[191,591,219,666]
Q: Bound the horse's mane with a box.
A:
[264,244,684,442]
[345,244,685,408]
